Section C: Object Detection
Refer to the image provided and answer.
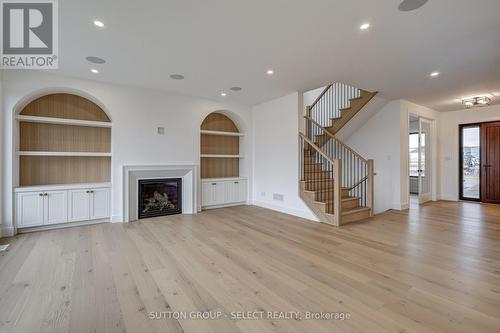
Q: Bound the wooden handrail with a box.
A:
[298,133,338,167]
[304,115,368,164]
[310,84,333,110]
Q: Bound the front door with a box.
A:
[481,122,500,203]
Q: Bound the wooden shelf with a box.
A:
[200,130,244,137]
[17,151,112,157]
[17,115,112,128]
[201,154,244,158]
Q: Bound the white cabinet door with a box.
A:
[68,189,90,222]
[90,188,110,220]
[214,182,225,205]
[236,180,247,203]
[202,182,215,206]
[224,181,237,204]
[45,191,68,225]
[16,192,45,227]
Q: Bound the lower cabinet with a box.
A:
[201,178,247,209]
[16,184,111,228]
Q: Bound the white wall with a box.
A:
[252,92,317,220]
[343,100,403,213]
[439,104,500,201]
[1,71,252,235]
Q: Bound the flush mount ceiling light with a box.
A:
[93,20,105,28]
[398,0,428,11]
[430,71,440,77]
[169,74,184,80]
[86,56,106,64]
[220,92,227,97]
[90,69,99,74]
[266,69,274,75]
[359,23,371,31]
[230,87,242,92]
[462,96,491,109]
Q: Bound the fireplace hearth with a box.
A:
[138,178,182,219]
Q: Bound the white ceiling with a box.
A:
[55,0,500,111]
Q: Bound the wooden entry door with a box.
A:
[481,122,500,203]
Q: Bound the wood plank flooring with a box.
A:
[1,201,500,332]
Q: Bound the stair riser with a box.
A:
[305,182,335,191]
[314,189,349,201]
[303,172,332,181]
[342,199,360,210]
[341,210,371,224]
[303,164,323,172]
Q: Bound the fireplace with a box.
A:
[138,178,182,219]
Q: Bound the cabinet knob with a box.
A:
[234,182,239,184]
[90,190,94,193]
[86,190,90,193]
[39,193,44,196]
[211,183,217,185]
[44,193,48,196]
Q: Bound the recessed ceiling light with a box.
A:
[169,74,185,80]
[398,0,429,12]
[266,69,274,75]
[360,23,370,31]
[86,56,106,64]
[90,69,99,74]
[430,72,440,77]
[93,20,104,28]
[220,92,227,97]
[230,87,242,92]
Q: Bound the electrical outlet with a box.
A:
[261,192,266,197]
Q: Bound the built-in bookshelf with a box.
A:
[17,93,112,186]
[200,112,244,179]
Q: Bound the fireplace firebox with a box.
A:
[138,178,182,219]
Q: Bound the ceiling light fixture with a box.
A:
[230,87,242,92]
[221,92,227,97]
[169,74,185,80]
[90,69,99,74]
[359,23,370,31]
[430,71,440,77]
[266,69,274,75]
[86,56,106,64]
[93,20,104,28]
[398,0,429,12]
[462,96,491,109]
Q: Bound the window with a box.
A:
[460,126,480,200]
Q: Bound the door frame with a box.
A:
[480,121,500,204]
[459,123,482,202]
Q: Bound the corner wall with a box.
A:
[251,92,317,221]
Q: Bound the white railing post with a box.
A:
[334,159,342,226]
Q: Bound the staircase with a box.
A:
[299,83,376,226]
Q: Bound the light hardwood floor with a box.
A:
[1,201,500,333]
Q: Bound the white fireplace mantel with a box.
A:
[122,164,198,222]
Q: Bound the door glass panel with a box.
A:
[461,126,480,199]
[419,119,431,202]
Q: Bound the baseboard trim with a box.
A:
[252,200,318,222]
[111,215,124,223]
[1,226,15,237]
[17,219,109,234]
[439,195,458,201]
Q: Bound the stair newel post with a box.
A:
[333,159,342,226]
[367,159,374,217]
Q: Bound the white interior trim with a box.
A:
[122,164,198,223]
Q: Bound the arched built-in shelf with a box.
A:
[17,93,112,186]
[200,112,248,209]
[200,112,245,179]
